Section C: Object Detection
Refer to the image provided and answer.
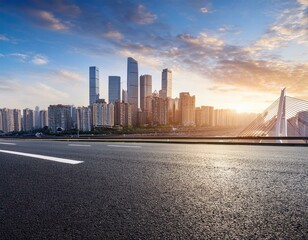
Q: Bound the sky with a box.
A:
[0,0,307,113]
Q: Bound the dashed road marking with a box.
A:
[0,142,17,145]
[107,145,142,148]
[68,144,91,147]
[0,150,83,165]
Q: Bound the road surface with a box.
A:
[0,139,307,239]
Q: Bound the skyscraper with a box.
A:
[161,68,172,99]
[89,66,100,105]
[108,76,121,104]
[140,75,152,112]
[127,57,138,126]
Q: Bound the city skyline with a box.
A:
[0,0,307,112]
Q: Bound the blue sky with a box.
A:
[0,0,307,112]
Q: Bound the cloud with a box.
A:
[0,34,9,41]
[208,59,308,99]
[32,54,48,65]
[252,4,308,52]
[129,4,157,25]
[200,7,209,13]
[55,70,84,83]
[0,79,69,108]
[103,31,123,41]
[27,9,70,31]
[297,0,308,6]
[9,53,29,61]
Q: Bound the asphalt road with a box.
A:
[0,139,307,239]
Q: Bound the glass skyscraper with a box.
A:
[108,76,121,104]
[140,74,152,112]
[161,68,172,99]
[89,66,100,105]
[127,57,138,125]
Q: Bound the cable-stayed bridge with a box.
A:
[238,88,308,141]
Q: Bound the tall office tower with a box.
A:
[23,108,34,131]
[106,103,114,127]
[179,92,195,126]
[1,108,14,132]
[122,89,128,103]
[48,105,72,132]
[140,75,152,112]
[76,107,92,131]
[34,106,40,129]
[127,57,138,126]
[161,68,172,99]
[89,66,100,105]
[108,76,121,104]
[13,109,21,131]
[0,109,3,131]
[39,110,48,128]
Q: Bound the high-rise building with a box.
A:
[76,107,92,131]
[106,103,114,127]
[122,89,128,103]
[1,108,14,132]
[89,66,100,105]
[127,57,138,126]
[167,98,179,124]
[140,75,152,112]
[13,109,21,131]
[92,101,107,127]
[48,105,72,132]
[114,102,132,127]
[151,92,168,126]
[39,110,48,128]
[23,108,34,131]
[179,92,195,126]
[108,76,121,104]
[161,68,172,99]
[34,106,40,129]
[195,106,214,127]
[214,109,237,127]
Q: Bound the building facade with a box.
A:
[179,92,195,126]
[13,109,22,131]
[140,74,152,112]
[108,76,121,104]
[39,110,48,128]
[48,105,72,132]
[127,57,138,126]
[161,68,172,99]
[23,108,34,131]
[89,66,100,105]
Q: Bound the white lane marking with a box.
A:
[107,145,142,148]
[0,150,83,165]
[68,144,91,147]
[0,142,17,145]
